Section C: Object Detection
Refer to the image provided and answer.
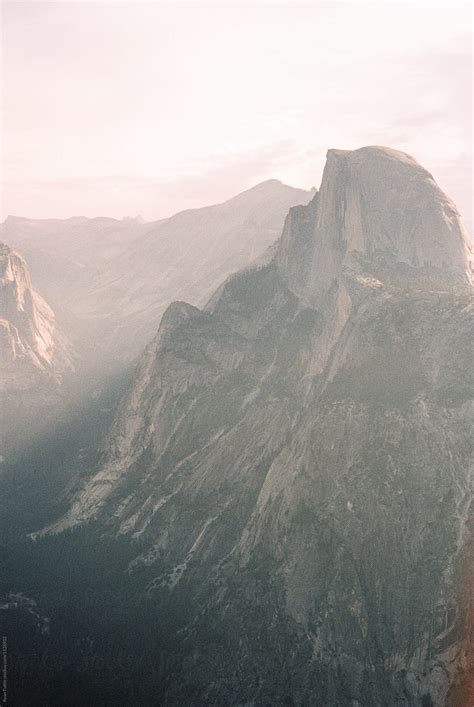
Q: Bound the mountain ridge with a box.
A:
[0,180,314,370]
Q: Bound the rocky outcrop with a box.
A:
[0,243,73,385]
[44,148,473,705]
[0,242,73,455]
[279,148,470,294]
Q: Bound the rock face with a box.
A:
[46,148,473,705]
[278,147,470,301]
[0,242,73,453]
[0,242,72,385]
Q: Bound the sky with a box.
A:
[1,1,472,229]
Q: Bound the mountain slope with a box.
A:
[43,148,473,705]
[84,179,315,362]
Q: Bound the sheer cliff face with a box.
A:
[0,243,74,455]
[47,148,472,705]
[278,147,470,304]
[0,242,72,387]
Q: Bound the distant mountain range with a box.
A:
[1,180,314,370]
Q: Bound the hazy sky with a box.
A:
[1,1,472,227]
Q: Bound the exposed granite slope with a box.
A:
[43,147,473,705]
